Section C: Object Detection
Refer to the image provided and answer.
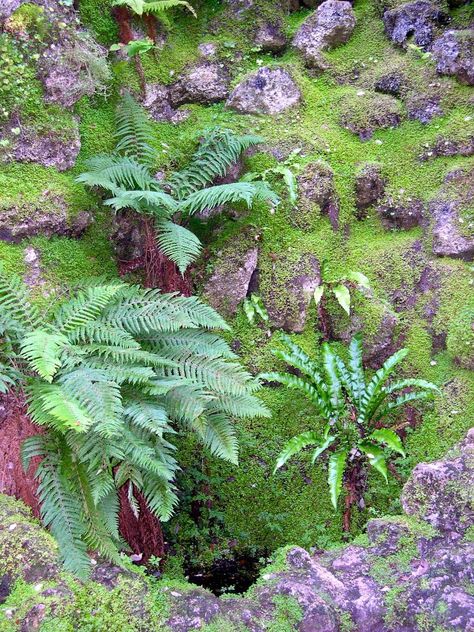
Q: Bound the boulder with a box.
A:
[406,95,443,123]
[293,0,356,67]
[295,161,339,229]
[254,22,287,53]
[402,429,474,535]
[339,92,402,140]
[142,83,189,124]
[355,164,386,214]
[377,197,424,230]
[204,234,259,318]
[169,61,231,106]
[226,66,301,115]
[2,119,81,171]
[419,135,474,161]
[382,0,447,49]
[431,200,474,261]
[431,30,474,86]
[263,254,320,332]
[374,71,407,96]
[38,36,110,108]
[0,199,91,243]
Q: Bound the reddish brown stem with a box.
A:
[134,55,147,99]
[112,6,134,44]
[318,297,333,342]
[119,485,165,565]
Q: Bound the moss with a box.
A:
[266,595,303,632]
[446,307,474,370]
[78,0,118,46]
[339,90,404,138]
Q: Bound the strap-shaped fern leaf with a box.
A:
[274,430,322,472]
[322,342,342,411]
[348,334,365,406]
[328,449,347,509]
[368,428,405,457]
[359,441,388,482]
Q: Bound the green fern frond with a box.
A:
[55,284,125,334]
[155,220,202,274]
[20,330,69,382]
[104,189,177,215]
[152,329,237,360]
[181,182,277,216]
[115,93,156,166]
[77,155,155,192]
[144,0,196,17]
[0,266,40,332]
[192,411,238,464]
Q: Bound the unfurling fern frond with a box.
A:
[115,92,156,166]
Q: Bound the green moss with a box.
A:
[446,307,474,369]
[266,595,303,632]
[78,0,118,46]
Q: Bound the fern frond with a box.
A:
[0,266,40,332]
[144,0,196,17]
[55,283,124,335]
[141,477,178,521]
[115,93,156,166]
[77,155,155,193]
[104,189,177,215]
[151,329,237,360]
[155,219,202,274]
[27,383,95,432]
[207,393,270,419]
[192,411,238,464]
[259,372,333,418]
[20,330,68,382]
[168,128,262,199]
[181,182,278,216]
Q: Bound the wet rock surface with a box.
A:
[1,432,473,630]
[432,29,474,85]
[293,0,356,67]
[226,66,301,114]
[382,0,447,48]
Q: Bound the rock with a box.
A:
[377,196,424,230]
[339,92,402,140]
[38,35,110,108]
[419,135,474,161]
[402,429,474,535]
[2,119,81,172]
[263,254,320,332]
[204,237,259,318]
[23,247,46,289]
[293,0,356,67]
[295,161,339,229]
[254,22,287,53]
[374,72,407,96]
[0,200,91,243]
[382,0,447,49]
[226,66,301,115]
[169,61,230,106]
[431,30,474,85]
[431,200,474,261]
[0,0,21,23]
[198,42,218,59]
[142,84,189,124]
[355,164,386,214]
[406,95,443,123]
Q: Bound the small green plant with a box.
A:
[78,95,278,281]
[313,261,370,340]
[260,335,440,530]
[243,294,269,326]
[243,148,301,207]
[112,0,196,17]
[0,267,270,578]
[110,38,154,95]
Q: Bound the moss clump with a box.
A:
[446,307,474,370]
[339,90,404,139]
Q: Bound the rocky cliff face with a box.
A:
[1,430,472,630]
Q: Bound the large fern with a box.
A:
[1,269,269,578]
[78,96,278,274]
[261,334,440,515]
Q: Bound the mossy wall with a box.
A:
[0,0,473,571]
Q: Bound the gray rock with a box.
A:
[407,95,443,123]
[3,119,81,172]
[0,0,21,23]
[377,197,424,230]
[142,84,189,124]
[254,22,287,53]
[0,200,91,243]
[355,164,386,214]
[293,0,356,67]
[263,253,320,332]
[226,66,301,115]
[432,200,474,261]
[402,428,474,535]
[169,61,230,106]
[204,241,259,318]
[38,35,110,108]
[374,72,407,96]
[198,42,218,59]
[295,161,339,229]
[383,0,447,49]
[431,30,474,86]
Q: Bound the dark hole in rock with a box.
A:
[184,553,269,596]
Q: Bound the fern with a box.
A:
[115,92,156,166]
[0,274,267,578]
[155,219,202,274]
[262,335,440,519]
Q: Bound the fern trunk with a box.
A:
[118,486,165,564]
[0,391,41,517]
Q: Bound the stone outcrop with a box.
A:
[1,431,473,630]
[382,0,447,49]
[293,0,356,68]
[254,22,287,53]
[169,61,231,106]
[0,200,91,243]
[226,66,301,115]
[431,29,474,86]
[355,163,386,214]
[377,196,425,230]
